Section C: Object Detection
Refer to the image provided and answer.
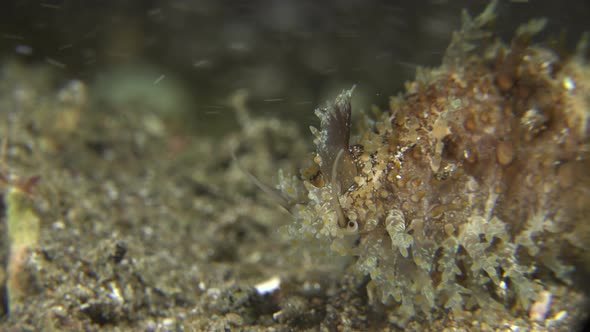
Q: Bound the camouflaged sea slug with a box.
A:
[279,1,590,325]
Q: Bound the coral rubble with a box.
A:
[283,2,590,327]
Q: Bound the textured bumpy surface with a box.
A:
[282,2,590,326]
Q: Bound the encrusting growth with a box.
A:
[280,1,590,326]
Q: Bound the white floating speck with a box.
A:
[254,276,281,295]
[562,77,576,91]
[15,44,33,55]
[561,76,576,91]
[154,75,165,85]
[45,57,66,68]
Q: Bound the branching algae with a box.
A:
[279,1,590,326]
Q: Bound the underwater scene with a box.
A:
[0,1,589,331]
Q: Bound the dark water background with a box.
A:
[1,1,588,131]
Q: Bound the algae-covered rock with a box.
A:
[4,186,40,314]
[283,1,590,329]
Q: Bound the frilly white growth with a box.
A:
[385,209,413,258]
